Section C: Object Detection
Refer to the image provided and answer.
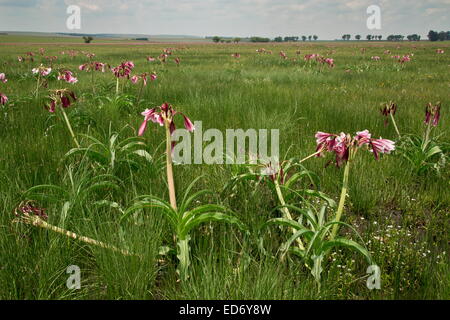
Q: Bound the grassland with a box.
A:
[0,39,449,299]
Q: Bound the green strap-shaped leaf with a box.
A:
[181,212,246,239]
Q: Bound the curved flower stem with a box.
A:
[115,78,120,95]
[299,150,323,164]
[330,150,352,240]
[59,105,80,148]
[35,74,41,99]
[165,122,177,210]
[390,113,401,139]
[274,179,305,251]
[17,215,134,256]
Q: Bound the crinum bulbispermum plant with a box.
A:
[136,103,246,281]
[223,153,335,251]
[43,88,79,147]
[265,130,394,287]
[396,102,448,175]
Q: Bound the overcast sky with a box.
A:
[0,0,449,39]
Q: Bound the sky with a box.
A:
[0,0,449,39]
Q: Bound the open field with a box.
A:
[0,39,449,299]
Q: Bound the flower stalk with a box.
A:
[165,119,177,210]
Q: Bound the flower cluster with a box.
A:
[424,102,441,127]
[79,61,108,72]
[436,49,445,54]
[138,102,195,137]
[32,64,52,76]
[315,130,395,166]
[380,101,397,126]
[111,61,135,78]
[44,89,77,113]
[130,72,157,85]
[16,202,48,220]
[57,70,78,84]
[371,56,381,61]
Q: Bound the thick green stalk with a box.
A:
[390,113,401,139]
[115,77,120,95]
[59,105,80,148]
[330,152,351,240]
[274,179,305,250]
[422,123,432,151]
[165,122,177,210]
[35,73,40,99]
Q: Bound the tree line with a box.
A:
[428,30,450,41]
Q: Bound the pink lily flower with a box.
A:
[325,58,334,67]
[111,61,135,78]
[0,73,7,83]
[32,65,52,76]
[58,70,78,84]
[371,56,381,61]
[369,138,395,160]
[147,56,156,62]
[0,93,8,105]
[436,49,444,54]
[138,103,195,137]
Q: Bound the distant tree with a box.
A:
[250,36,270,43]
[283,36,299,42]
[313,35,318,40]
[274,36,283,42]
[366,35,372,41]
[226,40,232,43]
[83,36,93,43]
[233,37,241,43]
[427,30,438,41]
[377,35,382,41]
[302,35,307,41]
[438,31,447,41]
[308,35,312,41]
[355,34,361,40]
[212,36,221,43]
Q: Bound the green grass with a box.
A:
[0,39,449,299]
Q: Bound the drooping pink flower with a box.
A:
[436,49,444,54]
[324,58,334,67]
[147,56,156,62]
[174,57,180,65]
[57,70,78,84]
[44,89,77,112]
[0,93,8,105]
[424,102,441,127]
[0,73,7,83]
[315,130,394,165]
[138,103,195,137]
[371,56,381,61]
[231,53,240,58]
[32,65,52,76]
[380,101,398,126]
[130,72,157,86]
[369,138,395,160]
[354,130,372,146]
[399,55,411,63]
[279,51,287,59]
[111,61,135,78]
